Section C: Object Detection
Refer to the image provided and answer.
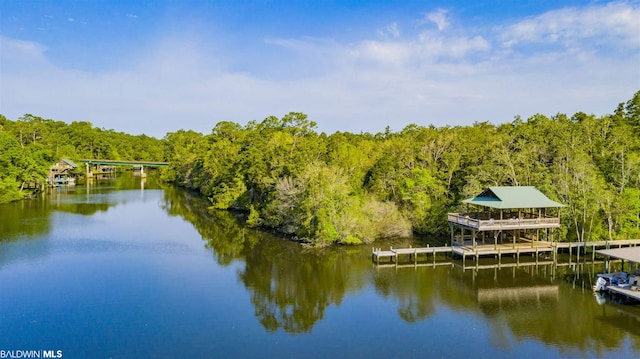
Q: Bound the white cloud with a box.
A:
[1,2,638,137]
[0,36,49,61]
[68,17,75,23]
[378,22,401,38]
[353,40,412,67]
[500,2,640,49]
[416,32,490,60]
[126,13,138,19]
[265,37,329,55]
[425,9,449,31]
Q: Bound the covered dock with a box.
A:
[596,247,640,302]
[448,186,564,248]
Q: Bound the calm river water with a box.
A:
[1,176,638,358]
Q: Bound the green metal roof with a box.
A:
[77,159,169,167]
[61,158,79,168]
[462,186,564,209]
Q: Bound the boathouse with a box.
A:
[372,186,640,266]
[447,186,564,248]
[48,158,79,184]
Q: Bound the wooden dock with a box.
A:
[555,239,640,250]
[453,242,554,265]
[372,242,555,265]
[556,239,640,262]
[371,245,453,265]
[606,285,640,302]
[373,259,557,271]
[372,239,640,266]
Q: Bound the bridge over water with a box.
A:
[78,159,169,177]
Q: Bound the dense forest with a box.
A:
[1,91,639,245]
[0,114,165,202]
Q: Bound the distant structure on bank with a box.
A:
[447,186,565,247]
[48,158,78,185]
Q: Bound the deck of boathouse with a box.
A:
[446,212,560,231]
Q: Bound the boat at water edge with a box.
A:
[593,270,640,291]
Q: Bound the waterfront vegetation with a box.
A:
[1,91,639,245]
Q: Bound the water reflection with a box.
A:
[1,179,638,357]
[240,243,369,333]
[159,184,640,352]
[0,176,160,271]
[373,267,437,322]
[161,186,370,333]
[161,186,256,265]
[378,263,640,356]
[0,196,52,241]
[0,177,157,243]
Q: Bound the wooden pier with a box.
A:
[606,286,640,302]
[373,258,557,271]
[371,245,453,265]
[556,239,640,262]
[453,242,554,265]
[372,239,640,267]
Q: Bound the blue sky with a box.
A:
[1,1,639,137]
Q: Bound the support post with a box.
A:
[449,224,454,246]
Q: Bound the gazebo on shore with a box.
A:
[447,186,564,248]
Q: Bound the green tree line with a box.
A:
[2,91,639,245]
[162,92,640,245]
[0,114,165,202]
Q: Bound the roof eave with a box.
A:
[462,199,565,209]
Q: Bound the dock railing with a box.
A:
[447,213,560,230]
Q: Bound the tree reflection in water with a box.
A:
[390,263,640,356]
[373,268,437,323]
[162,185,369,333]
[160,185,640,351]
[161,186,258,265]
[240,243,358,333]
